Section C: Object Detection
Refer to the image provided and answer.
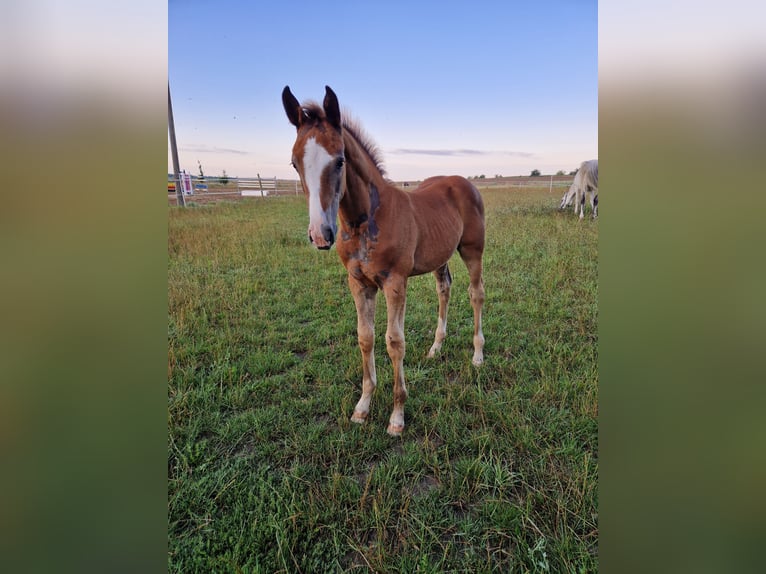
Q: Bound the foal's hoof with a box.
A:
[472,354,484,367]
[350,412,368,424]
[386,423,404,437]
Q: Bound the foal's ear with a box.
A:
[282,86,302,128]
[323,86,341,130]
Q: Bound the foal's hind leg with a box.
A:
[427,263,451,358]
[459,247,485,366]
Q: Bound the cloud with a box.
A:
[180,144,250,155]
[389,148,535,158]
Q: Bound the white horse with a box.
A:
[560,159,598,219]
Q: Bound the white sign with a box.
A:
[181,172,193,195]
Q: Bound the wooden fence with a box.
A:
[168,174,576,205]
[238,175,300,197]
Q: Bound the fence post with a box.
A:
[257,173,264,197]
[549,174,553,193]
[167,84,186,207]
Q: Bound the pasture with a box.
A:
[168,186,598,572]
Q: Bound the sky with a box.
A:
[169,0,597,181]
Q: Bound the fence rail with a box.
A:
[168,175,301,204]
[168,174,576,205]
[238,174,300,197]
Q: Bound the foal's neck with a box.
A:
[339,130,387,229]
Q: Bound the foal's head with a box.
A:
[282,85,346,249]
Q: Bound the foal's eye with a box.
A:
[335,158,345,171]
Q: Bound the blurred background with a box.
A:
[1,1,764,572]
[0,1,167,572]
[599,2,766,572]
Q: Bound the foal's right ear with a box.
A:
[282,86,301,128]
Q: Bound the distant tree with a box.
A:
[478,174,485,179]
[530,169,541,177]
[495,174,503,178]
[556,170,566,176]
[220,170,229,185]
[569,169,578,176]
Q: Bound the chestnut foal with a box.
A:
[283,86,485,435]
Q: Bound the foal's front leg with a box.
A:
[349,277,377,425]
[383,277,408,436]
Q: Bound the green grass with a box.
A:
[168,187,598,572]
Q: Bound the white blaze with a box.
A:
[302,137,334,245]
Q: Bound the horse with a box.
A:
[282,85,486,436]
[560,159,598,219]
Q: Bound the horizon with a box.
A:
[166,171,580,181]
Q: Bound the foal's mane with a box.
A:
[301,102,386,177]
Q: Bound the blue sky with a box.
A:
[169,0,597,180]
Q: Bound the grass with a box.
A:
[168,187,598,572]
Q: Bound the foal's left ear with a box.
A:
[282,86,302,128]
[323,86,341,130]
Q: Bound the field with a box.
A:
[168,187,598,572]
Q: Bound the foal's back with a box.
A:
[412,176,484,224]
[406,175,485,275]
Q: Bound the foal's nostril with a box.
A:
[321,225,335,245]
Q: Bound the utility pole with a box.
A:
[168,83,186,207]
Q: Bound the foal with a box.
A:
[282,86,485,436]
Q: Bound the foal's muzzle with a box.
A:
[308,224,335,249]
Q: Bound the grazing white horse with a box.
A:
[560,159,598,219]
